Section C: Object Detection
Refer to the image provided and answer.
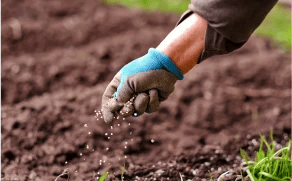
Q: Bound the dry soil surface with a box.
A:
[1,0,291,180]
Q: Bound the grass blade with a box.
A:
[259,172,282,181]
[99,172,109,181]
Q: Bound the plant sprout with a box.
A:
[179,172,184,181]
[99,171,109,181]
[121,166,125,181]
[241,131,291,181]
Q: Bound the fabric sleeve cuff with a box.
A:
[176,11,246,64]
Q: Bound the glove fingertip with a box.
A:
[101,108,115,124]
[119,104,135,117]
[104,113,114,124]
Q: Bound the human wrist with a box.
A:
[156,13,207,74]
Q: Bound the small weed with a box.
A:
[99,172,109,181]
[121,165,126,181]
[179,172,183,181]
[241,131,291,181]
[209,170,214,181]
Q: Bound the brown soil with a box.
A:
[1,0,291,180]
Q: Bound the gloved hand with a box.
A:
[101,48,183,123]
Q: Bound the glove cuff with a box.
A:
[148,48,184,80]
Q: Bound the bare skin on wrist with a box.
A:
[156,13,207,74]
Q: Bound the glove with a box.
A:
[101,48,183,123]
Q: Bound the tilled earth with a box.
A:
[1,0,291,180]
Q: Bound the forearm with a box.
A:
[156,13,207,74]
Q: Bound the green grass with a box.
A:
[241,132,291,181]
[98,166,125,181]
[103,0,189,14]
[254,4,291,50]
[121,165,126,181]
[99,171,109,181]
[103,0,291,50]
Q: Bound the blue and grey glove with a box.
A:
[101,48,183,123]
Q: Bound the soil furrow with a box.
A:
[2,27,173,105]
[2,0,179,57]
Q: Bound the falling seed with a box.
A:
[84,124,88,127]
[84,159,86,161]
[100,163,102,165]
[125,146,127,149]
[106,148,109,151]
[251,139,258,146]
[65,161,68,164]
[128,123,130,125]
[80,153,82,156]
[105,133,108,136]
[117,116,119,119]
[119,158,121,160]
[204,162,210,166]
[134,113,137,116]
[111,133,113,135]
[151,139,155,143]
[101,116,103,118]
[130,132,132,135]
[103,160,105,163]
[75,170,78,173]
[86,145,89,149]
[125,142,128,144]
[125,156,127,158]
[123,118,125,120]
[111,126,113,129]
[131,139,133,141]
[108,137,110,139]
[88,132,91,134]
[118,124,120,126]
[100,160,102,162]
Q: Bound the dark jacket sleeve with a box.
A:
[177,0,278,63]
